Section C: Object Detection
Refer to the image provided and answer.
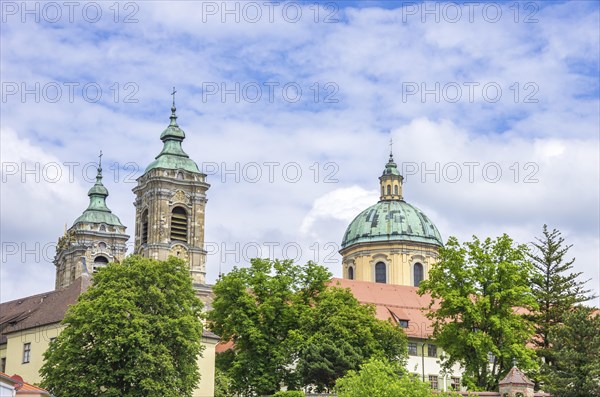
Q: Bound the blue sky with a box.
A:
[1,1,599,305]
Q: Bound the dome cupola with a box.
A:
[339,146,442,287]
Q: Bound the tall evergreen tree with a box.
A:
[528,225,596,368]
[545,306,600,397]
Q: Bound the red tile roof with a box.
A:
[499,366,534,386]
[0,373,50,395]
[330,278,437,338]
[0,277,88,344]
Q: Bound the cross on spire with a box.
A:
[98,150,103,168]
[171,87,177,107]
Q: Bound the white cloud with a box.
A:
[1,2,598,303]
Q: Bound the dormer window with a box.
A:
[170,206,188,243]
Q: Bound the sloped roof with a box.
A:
[0,372,50,395]
[330,278,437,338]
[341,200,443,249]
[0,276,217,345]
[0,277,88,344]
[499,366,534,386]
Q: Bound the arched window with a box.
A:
[99,224,106,232]
[170,206,188,242]
[93,255,109,274]
[414,263,424,286]
[348,266,354,280]
[141,209,149,244]
[394,185,399,195]
[94,256,109,265]
[387,185,391,195]
[375,262,386,283]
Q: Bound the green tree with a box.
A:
[528,225,596,370]
[295,286,407,392]
[40,256,204,397]
[334,357,436,397]
[208,259,331,396]
[419,234,538,391]
[208,259,407,395]
[544,306,600,397]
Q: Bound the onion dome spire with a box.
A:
[73,151,124,227]
[143,88,201,174]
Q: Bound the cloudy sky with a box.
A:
[1,1,598,305]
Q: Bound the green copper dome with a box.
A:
[73,159,124,227]
[144,105,200,174]
[341,200,442,249]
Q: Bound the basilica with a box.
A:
[0,99,541,396]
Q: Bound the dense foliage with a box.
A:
[419,234,538,390]
[40,256,204,397]
[295,285,407,392]
[335,357,459,397]
[208,259,407,395]
[545,306,600,397]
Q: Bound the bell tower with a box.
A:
[133,92,210,285]
[54,152,129,289]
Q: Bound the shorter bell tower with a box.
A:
[54,153,129,289]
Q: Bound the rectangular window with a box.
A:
[428,375,438,390]
[49,337,56,345]
[451,377,461,390]
[23,343,31,363]
[488,352,496,363]
[408,342,418,356]
[427,344,437,357]
[399,320,409,328]
[0,357,6,372]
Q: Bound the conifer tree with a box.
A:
[528,225,596,367]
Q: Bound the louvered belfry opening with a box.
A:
[171,206,188,242]
[141,209,149,244]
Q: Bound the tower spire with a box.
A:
[379,141,404,201]
[170,87,178,126]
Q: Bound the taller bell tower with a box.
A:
[133,94,210,285]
